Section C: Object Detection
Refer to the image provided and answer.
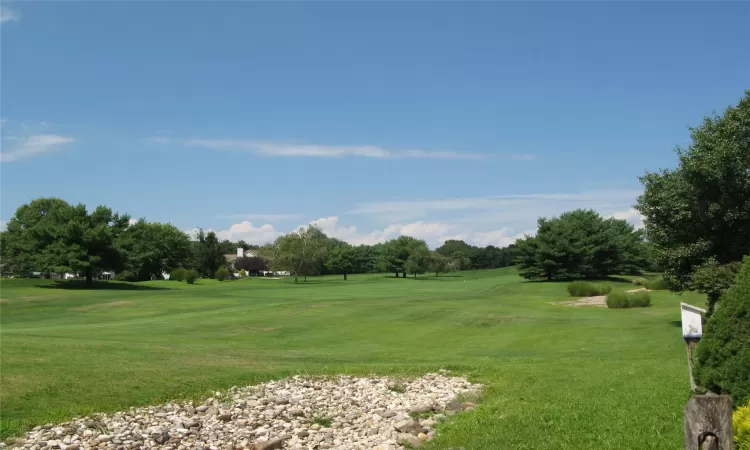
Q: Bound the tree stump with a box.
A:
[684,395,733,450]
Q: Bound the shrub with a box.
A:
[606,292,630,309]
[643,277,668,290]
[606,291,652,309]
[567,281,612,297]
[735,402,750,450]
[239,269,247,277]
[185,270,198,284]
[114,270,137,282]
[627,291,652,307]
[171,268,187,281]
[215,267,231,281]
[632,277,647,286]
[694,257,750,405]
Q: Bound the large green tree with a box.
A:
[379,236,428,278]
[325,244,357,280]
[405,246,430,278]
[635,91,750,312]
[118,220,192,281]
[515,209,647,281]
[261,225,328,283]
[195,230,227,278]
[3,198,130,286]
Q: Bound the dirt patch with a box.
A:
[553,296,607,307]
[72,300,136,311]
[626,287,651,293]
[0,298,8,304]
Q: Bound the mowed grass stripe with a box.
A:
[1,268,702,448]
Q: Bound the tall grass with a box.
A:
[567,281,612,297]
[606,291,652,309]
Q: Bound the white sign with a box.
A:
[680,303,706,338]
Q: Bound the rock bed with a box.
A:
[6,372,481,450]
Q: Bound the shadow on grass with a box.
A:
[670,320,682,328]
[37,280,169,291]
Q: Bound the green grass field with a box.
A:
[0,269,704,448]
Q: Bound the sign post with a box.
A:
[679,302,734,450]
[680,302,706,392]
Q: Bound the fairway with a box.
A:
[0,269,703,449]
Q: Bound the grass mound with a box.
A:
[606,291,652,309]
[567,281,612,297]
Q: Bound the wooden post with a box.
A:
[684,395,733,450]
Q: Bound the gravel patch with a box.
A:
[5,372,481,450]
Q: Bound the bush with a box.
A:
[185,269,198,284]
[735,402,750,450]
[627,291,652,307]
[114,270,137,282]
[694,257,750,405]
[239,269,247,277]
[171,268,187,281]
[643,277,668,290]
[632,277,648,286]
[606,292,630,309]
[606,291,652,309]
[567,281,612,297]
[215,267,231,281]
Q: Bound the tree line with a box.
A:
[0,201,519,286]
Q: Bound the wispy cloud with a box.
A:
[350,190,642,216]
[0,6,20,23]
[1,134,76,162]
[147,136,172,144]
[148,137,535,161]
[217,213,302,221]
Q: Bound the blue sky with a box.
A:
[1,1,748,247]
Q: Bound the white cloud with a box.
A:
[128,218,138,226]
[217,213,301,221]
[609,208,645,230]
[310,216,525,248]
[0,6,20,23]
[150,137,535,161]
[0,134,75,162]
[186,222,280,246]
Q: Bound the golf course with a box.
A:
[0,269,704,449]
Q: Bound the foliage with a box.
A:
[606,291,651,309]
[171,268,187,281]
[2,198,131,286]
[379,236,428,278]
[435,240,519,269]
[261,225,328,283]
[239,269,247,277]
[636,91,750,297]
[195,230,227,278]
[428,252,454,277]
[631,278,647,286]
[567,281,612,297]
[185,269,198,284]
[643,277,668,291]
[325,244,357,280]
[405,246,430,277]
[118,220,192,281]
[734,402,750,450]
[690,258,743,315]
[215,267,231,281]
[694,257,750,405]
[515,209,647,281]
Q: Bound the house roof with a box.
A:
[224,254,238,263]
